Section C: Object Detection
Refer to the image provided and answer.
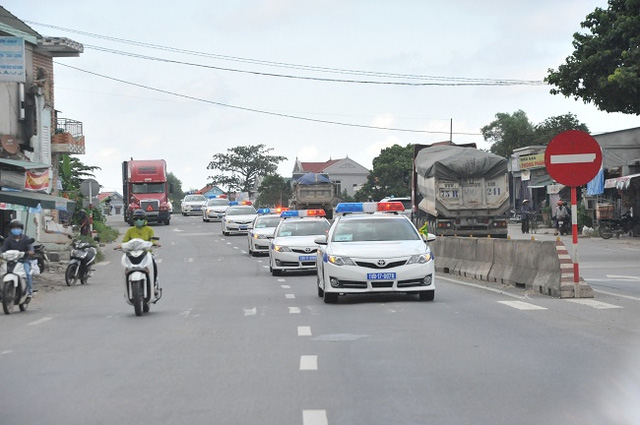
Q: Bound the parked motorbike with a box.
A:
[65,240,97,286]
[556,217,571,235]
[1,247,33,314]
[33,243,49,274]
[599,212,640,239]
[117,238,162,316]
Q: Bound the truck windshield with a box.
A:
[132,183,165,194]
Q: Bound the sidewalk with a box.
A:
[507,222,640,245]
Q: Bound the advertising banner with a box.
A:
[0,37,26,83]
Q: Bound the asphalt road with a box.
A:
[1,215,639,425]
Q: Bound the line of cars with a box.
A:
[182,195,437,304]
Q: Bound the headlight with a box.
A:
[328,255,355,266]
[274,245,292,252]
[407,253,432,264]
[253,234,267,239]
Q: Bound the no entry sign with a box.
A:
[544,130,602,187]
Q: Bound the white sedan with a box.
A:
[247,213,282,256]
[269,210,330,276]
[202,197,230,222]
[221,205,257,235]
[181,194,207,216]
[315,202,436,304]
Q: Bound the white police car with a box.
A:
[269,209,331,276]
[181,194,207,216]
[202,196,230,222]
[315,202,436,304]
[221,202,257,235]
[247,208,286,256]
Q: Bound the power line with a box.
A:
[24,19,544,86]
[83,44,542,87]
[54,62,482,135]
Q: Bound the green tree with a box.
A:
[533,113,590,145]
[255,174,292,207]
[481,110,535,158]
[354,144,412,201]
[166,172,185,210]
[58,155,100,192]
[546,0,640,114]
[207,144,287,193]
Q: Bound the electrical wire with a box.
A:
[83,44,542,87]
[54,62,482,135]
[23,19,544,86]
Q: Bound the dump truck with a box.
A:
[122,159,172,225]
[290,173,336,219]
[412,143,509,238]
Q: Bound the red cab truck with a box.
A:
[122,159,172,225]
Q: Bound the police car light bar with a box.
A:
[208,194,228,199]
[257,207,288,215]
[281,209,326,218]
[335,202,404,214]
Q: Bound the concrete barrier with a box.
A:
[432,237,593,298]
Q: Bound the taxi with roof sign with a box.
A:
[202,195,229,222]
[246,208,287,256]
[315,201,436,303]
[221,201,257,236]
[269,209,331,276]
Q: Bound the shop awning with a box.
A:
[527,174,555,188]
[0,158,50,170]
[0,190,76,211]
[604,173,640,190]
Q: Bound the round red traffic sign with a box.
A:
[544,130,602,187]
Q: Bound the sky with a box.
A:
[5,0,639,193]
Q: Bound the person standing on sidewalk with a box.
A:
[520,199,532,234]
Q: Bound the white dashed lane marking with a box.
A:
[566,299,623,309]
[498,301,547,310]
[285,294,296,299]
[28,316,56,326]
[303,410,328,425]
[298,326,312,336]
[300,355,318,371]
[288,307,301,314]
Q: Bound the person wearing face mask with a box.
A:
[1,219,35,297]
[120,209,161,295]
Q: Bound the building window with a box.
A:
[334,180,341,195]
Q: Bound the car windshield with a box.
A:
[226,206,257,215]
[254,216,282,228]
[277,220,330,237]
[332,218,420,242]
[206,199,228,206]
[132,183,165,194]
[184,195,205,202]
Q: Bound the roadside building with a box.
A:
[0,7,84,247]
[292,157,369,197]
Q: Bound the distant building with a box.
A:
[197,184,225,198]
[292,157,369,197]
[97,191,124,215]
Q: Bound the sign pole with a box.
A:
[570,186,580,298]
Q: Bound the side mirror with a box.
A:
[314,235,328,245]
[421,233,436,243]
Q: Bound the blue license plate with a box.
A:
[367,272,396,280]
[239,225,248,230]
[299,255,315,261]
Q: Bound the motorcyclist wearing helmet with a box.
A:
[120,210,161,294]
[1,219,35,297]
[554,200,569,235]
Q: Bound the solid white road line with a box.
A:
[298,326,312,336]
[28,316,55,326]
[303,410,328,425]
[592,289,640,301]
[300,355,318,371]
[498,301,548,310]
[566,299,623,309]
[288,307,301,314]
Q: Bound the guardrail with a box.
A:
[432,237,593,298]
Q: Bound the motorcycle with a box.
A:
[599,212,640,239]
[1,247,34,314]
[65,240,97,286]
[118,238,162,316]
[33,243,49,274]
[556,217,571,236]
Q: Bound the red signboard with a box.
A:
[544,130,602,187]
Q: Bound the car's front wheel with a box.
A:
[418,290,435,301]
[317,274,324,297]
[323,291,338,304]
